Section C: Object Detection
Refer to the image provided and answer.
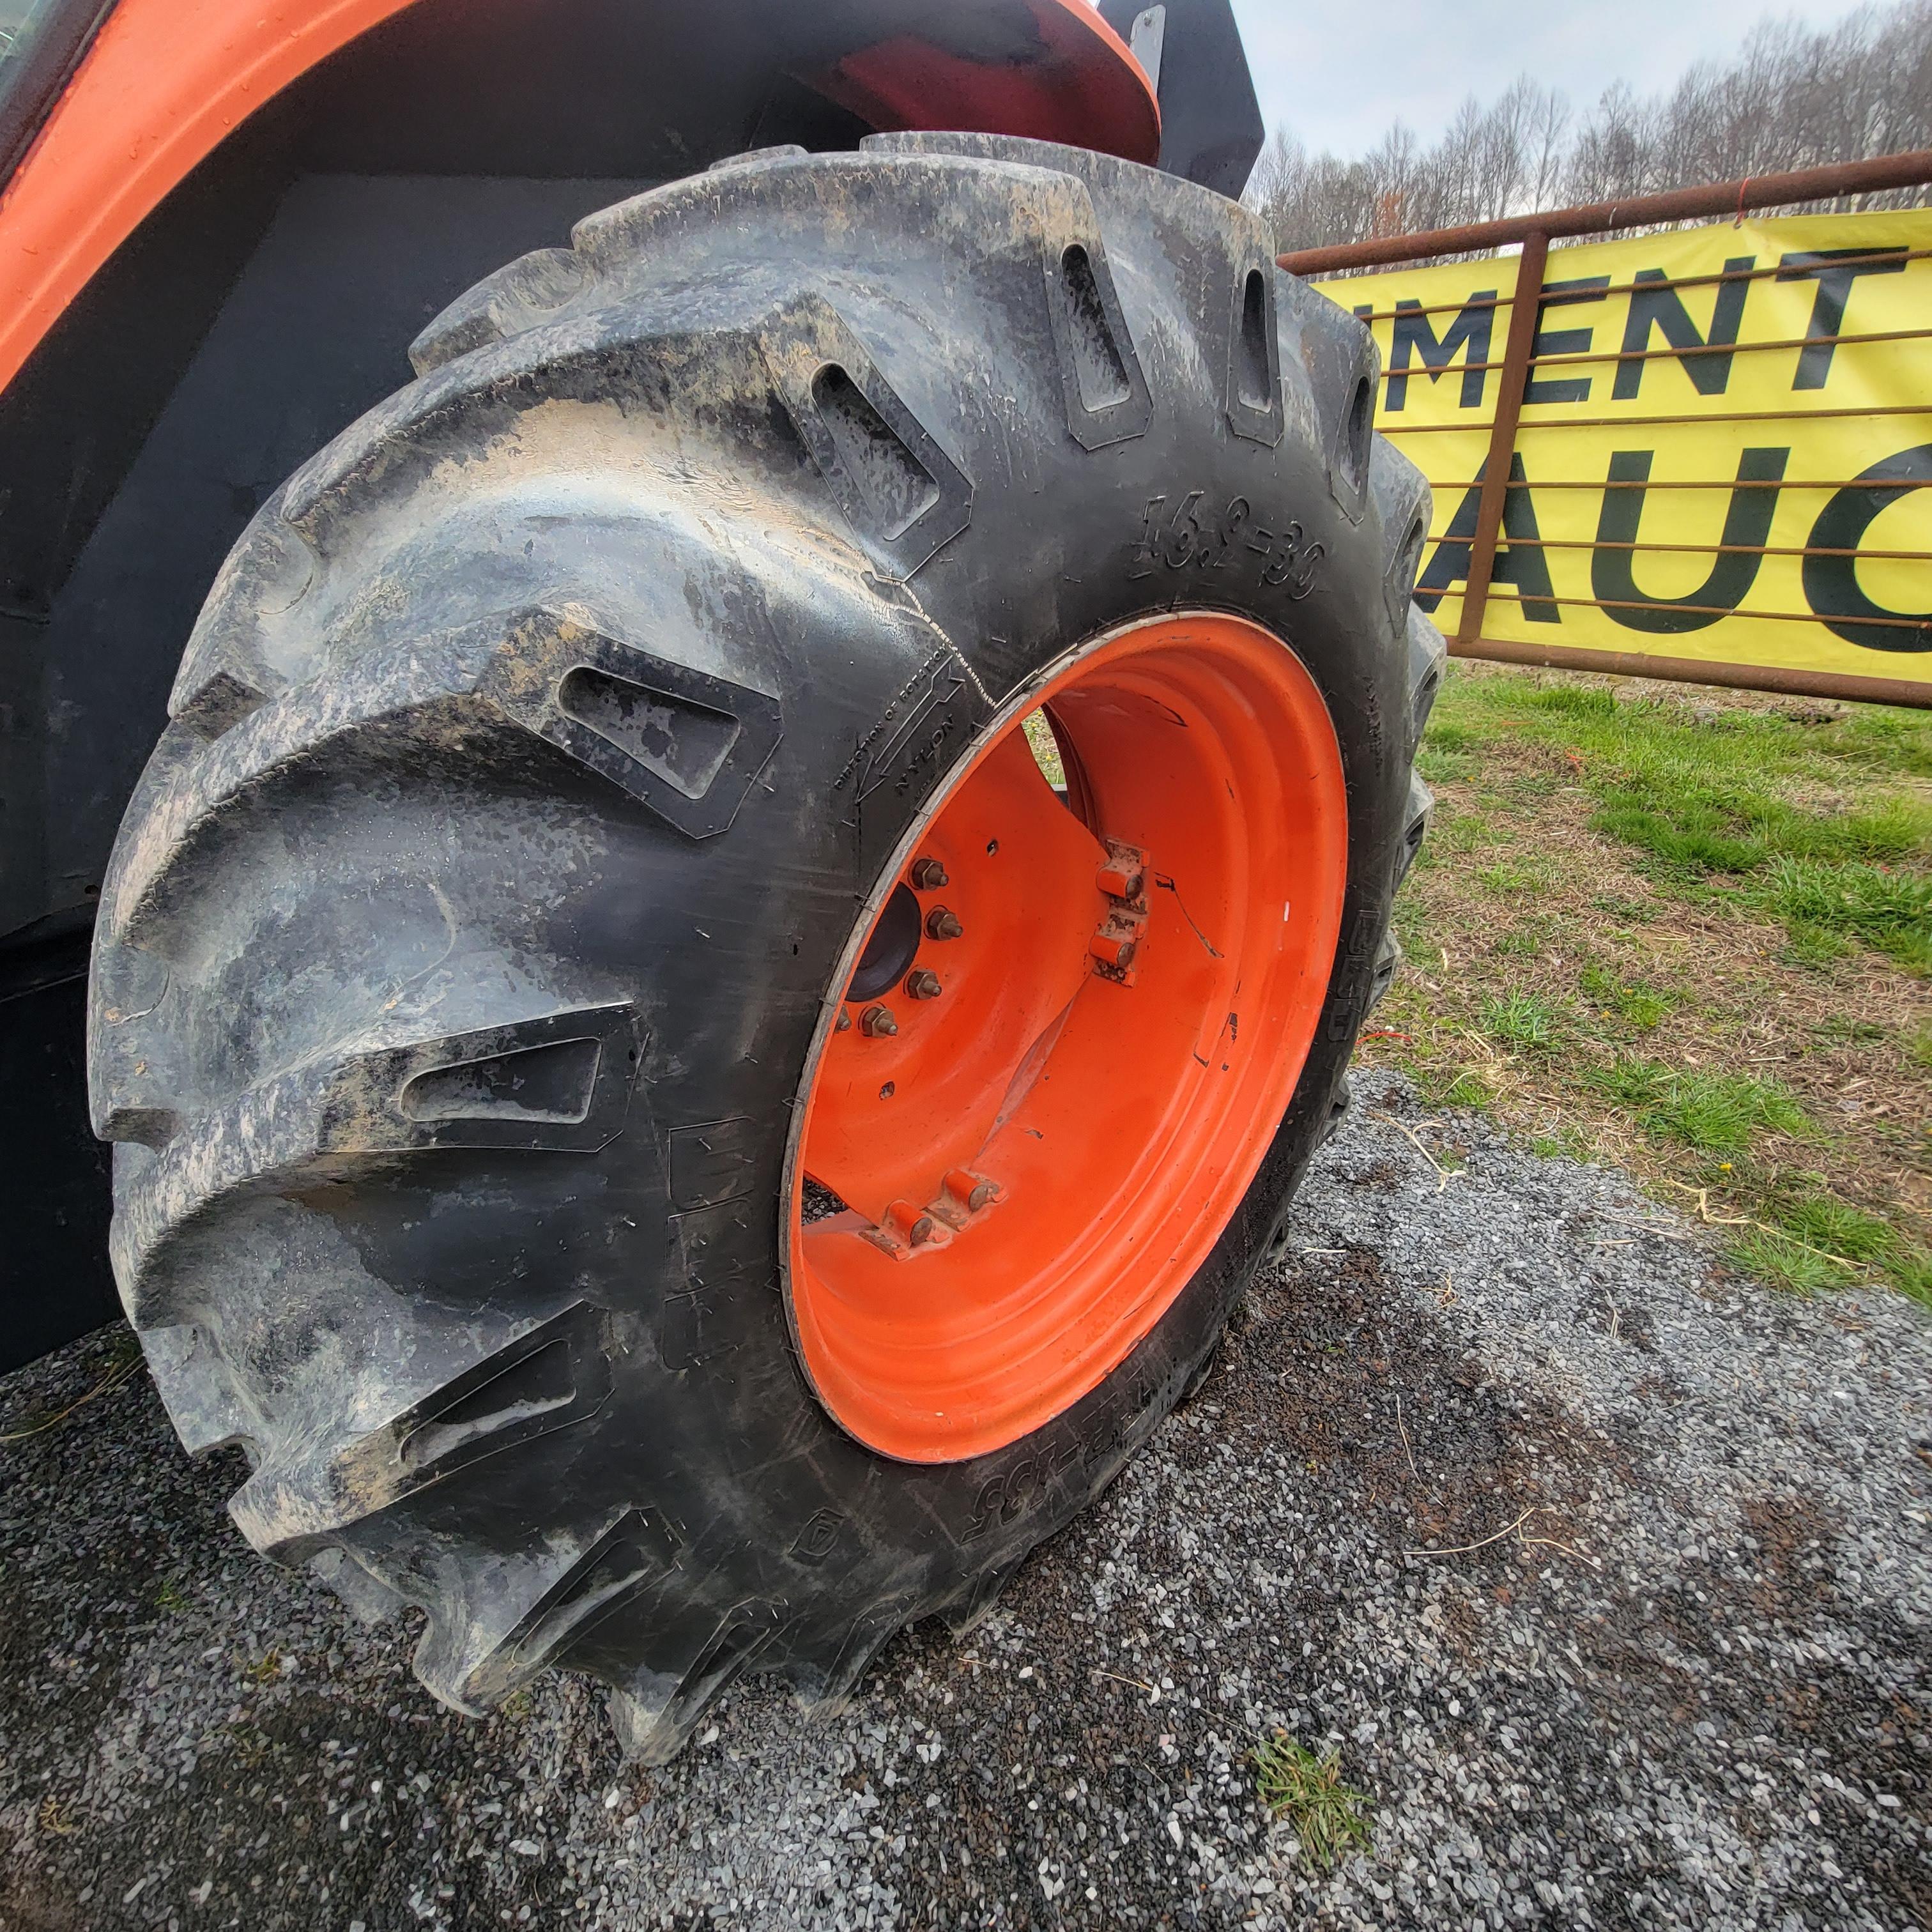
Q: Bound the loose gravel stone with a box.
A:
[3,1071,1926,1928]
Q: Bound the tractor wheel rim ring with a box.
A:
[781,612,1348,1464]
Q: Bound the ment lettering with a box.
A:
[1613,258,1754,401]
[1374,293,1498,413]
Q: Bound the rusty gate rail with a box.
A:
[1275,150,1932,278]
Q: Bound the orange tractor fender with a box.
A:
[0,0,1162,397]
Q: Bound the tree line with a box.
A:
[1249,1,1932,265]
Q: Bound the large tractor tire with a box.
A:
[88,135,1441,1761]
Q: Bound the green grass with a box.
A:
[1407,1060,1496,1109]
[1830,706,1932,779]
[1492,922,1547,957]
[1778,921,1853,967]
[1770,1192,1897,1264]
[1370,983,1499,1112]
[1893,1253,1932,1310]
[1597,792,1926,880]
[1250,1733,1372,1870]
[1416,742,1477,786]
[1593,789,1765,873]
[1436,1069,1495,1110]
[1810,1016,1889,1046]
[1581,1058,1810,1153]
[1379,665,1932,1314]
[1742,1183,1932,1303]
[1432,811,1503,854]
[1590,891,1658,923]
[1748,856,1932,972]
[1022,710,1065,789]
[1429,673,1932,971]
[1579,965,1676,1030]
[1724,1226,1855,1296]
[1476,857,1552,896]
[1481,989,1563,1048]
[1729,1210,1932,1301]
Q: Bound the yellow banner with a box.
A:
[1316,210,1932,694]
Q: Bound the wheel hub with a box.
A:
[785,613,1348,1463]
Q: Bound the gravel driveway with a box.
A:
[4,1071,1928,1931]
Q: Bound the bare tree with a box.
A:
[1249,1,1932,261]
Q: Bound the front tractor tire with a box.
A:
[88,135,1441,1761]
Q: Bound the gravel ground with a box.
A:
[3,1070,1928,1931]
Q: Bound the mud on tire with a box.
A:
[88,134,1443,1761]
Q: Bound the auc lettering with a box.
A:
[1414,443,1932,652]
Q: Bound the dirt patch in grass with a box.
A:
[1373,661,1932,1306]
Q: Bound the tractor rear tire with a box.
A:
[88,134,1441,1761]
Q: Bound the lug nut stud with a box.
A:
[910,857,949,891]
[905,969,943,1000]
[861,1004,899,1038]
[836,1008,853,1032]
[946,1168,1005,1214]
[882,1199,949,1249]
[925,907,965,941]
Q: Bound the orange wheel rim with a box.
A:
[783,613,1347,1463]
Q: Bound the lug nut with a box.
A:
[882,1199,950,1249]
[905,969,943,1000]
[910,857,949,891]
[925,907,965,941]
[946,1168,1005,1214]
[860,1004,899,1038]
[1089,931,1138,970]
[1098,859,1145,900]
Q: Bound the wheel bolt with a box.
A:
[905,970,943,1000]
[910,857,949,891]
[946,1168,1005,1214]
[925,907,964,941]
[861,1004,899,1038]
[836,1008,853,1032]
[881,1199,950,1250]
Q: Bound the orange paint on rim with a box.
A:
[784,614,1348,1464]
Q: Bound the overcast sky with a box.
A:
[1226,0,1878,155]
